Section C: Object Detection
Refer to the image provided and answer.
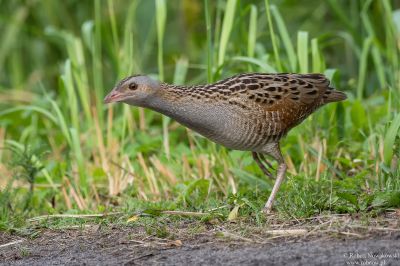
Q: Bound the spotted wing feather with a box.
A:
[211,73,344,107]
[177,73,345,109]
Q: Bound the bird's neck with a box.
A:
[142,83,229,141]
[144,83,194,119]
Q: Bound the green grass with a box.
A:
[0,0,400,231]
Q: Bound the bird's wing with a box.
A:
[227,73,331,109]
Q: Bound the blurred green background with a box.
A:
[0,0,399,225]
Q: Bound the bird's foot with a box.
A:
[264,169,274,179]
[262,205,273,214]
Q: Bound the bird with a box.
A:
[104,73,346,213]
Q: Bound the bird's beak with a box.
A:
[104,90,122,104]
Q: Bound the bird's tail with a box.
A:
[323,88,347,103]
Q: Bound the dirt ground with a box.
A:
[1,214,400,265]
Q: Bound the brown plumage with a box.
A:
[104,73,347,213]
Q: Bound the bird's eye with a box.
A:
[128,83,137,90]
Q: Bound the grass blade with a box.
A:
[357,37,372,100]
[247,5,257,59]
[155,0,169,158]
[297,31,309,73]
[270,5,296,71]
[61,60,79,131]
[232,56,276,73]
[383,113,400,166]
[70,127,87,192]
[93,0,104,115]
[0,6,28,73]
[264,0,282,71]
[311,38,323,73]
[173,57,189,85]
[218,0,237,66]
[204,0,213,82]
[156,0,167,81]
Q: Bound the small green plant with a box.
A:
[175,179,211,208]
[146,224,170,238]
[8,144,45,211]
[18,247,31,257]
[275,176,332,218]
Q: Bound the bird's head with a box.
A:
[104,75,160,106]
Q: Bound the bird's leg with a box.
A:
[252,152,273,179]
[264,163,287,214]
[261,143,287,214]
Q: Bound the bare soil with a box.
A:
[1,213,400,265]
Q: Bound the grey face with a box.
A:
[104,75,160,106]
